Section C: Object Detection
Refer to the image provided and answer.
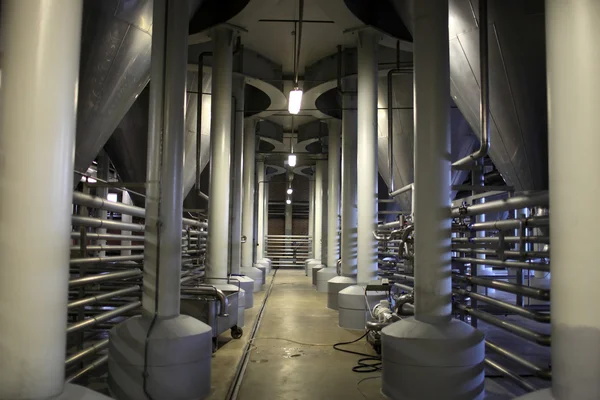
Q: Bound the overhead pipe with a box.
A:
[452,0,490,166]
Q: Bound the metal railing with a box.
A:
[374,190,551,394]
[265,235,312,268]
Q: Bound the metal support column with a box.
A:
[0,1,85,398]
[256,161,266,261]
[380,2,484,398]
[230,77,245,275]
[96,151,110,257]
[518,1,600,399]
[313,160,325,262]
[206,27,234,282]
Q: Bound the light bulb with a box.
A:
[288,154,297,167]
[286,199,292,205]
[288,88,303,115]
[287,188,293,195]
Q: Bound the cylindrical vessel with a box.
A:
[241,119,257,267]
[206,27,234,282]
[327,119,341,268]
[230,77,245,275]
[0,0,83,396]
[356,29,379,284]
[142,0,189,318]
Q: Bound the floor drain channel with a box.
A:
[225,269,278,400]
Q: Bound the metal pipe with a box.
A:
[70,255,144,266]
[72,232,144,241]
[314,160,325,261]
[68,286,140,309]
[457,304,551,346]
[327,119,341,267]
[71,245,144,252]
[181,286,228,316]
[453,274,550,301]
[0,1,83,396]
[484,359,538,392]
[467,216,549,231]
[65,339,109,367]
[197,51,212,198]
[72,215,145,232]
[230,77,245,275]
[294,0,304,85]
[241,119,257,267]
[66,355,109,383]
[450,192,549,218]
[67,301,141,334]
[455,289,549,323]
[256,161,266,261]
[452,0,490,166]
[453,256,549,272]
[69,269,142,287]
[485,340,551,379]
[452,247,548,259]
[452,236,550,244]
[356,29,379,284]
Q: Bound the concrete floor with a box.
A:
[83,269,532,399]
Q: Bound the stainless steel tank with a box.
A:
[392,0,548,191]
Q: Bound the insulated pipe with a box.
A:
[0,1,83,397]
[327,119,341,267]
[230,77,245,275]
[452,0,490,167]
[256,161,266,260]
[206,27,234,282]
[241,119,257,267]
[340,83,358,276]
[356,29,379,284]
[314,161,325,260]
[537,1,600,398]
[413,0,452,324]
[142,0,188,318]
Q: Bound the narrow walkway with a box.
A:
[237,269,385,400]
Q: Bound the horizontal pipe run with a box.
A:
[67,301,141,334]
[452,247,549,259]
[453,257,549,272]
[485,340,552,380]
[453,274,550,301]
[484,358,538,392]
[452,236,550,244]
[467,216,549,231]
[394,282,413,292]
[66,354,109,383]
[457,304,551,346]
[65,339,109,367]
[71,232,144,241]
[68,269,142,287]
[378,220,402,230]
[72,215,144,232]
[393,273,415,282]
[68,286,140,309]
[73,192,205,228]
[71,245,145,252]
[70,254,144,265]
[451,192,549,218]
[389,183,413,198]
[455,288,549,323]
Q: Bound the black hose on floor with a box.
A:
[333,333,382,373]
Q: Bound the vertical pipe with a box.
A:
[308,179,315,257]
[230,77,245,275]
[314,160,325,261]
[327,119,341,267]
[121,191,133,256]
[96,151,110,257]
[263,174,270,257]
[206,27,234,281]
[142,0,188,318]
[356,29,379,284]
[241,119,257,268]
[412,0,452,324]
[0,0,83,396]
[340,80,358,277]
[285,203,293,235]
[544,1,600,398]
[256,160,266,260]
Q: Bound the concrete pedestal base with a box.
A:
[230,275,255,308]
[514,389,553,399]
[304,259,315,275]
[257,259,271,276]
[306,260,321,277]
[312,264,325,286]
[327,276,357,310]
[56,384,112,399]
[338,285,388,330]
[253,263,267,286]
[240,266,264,292]
[381,317,485,400]
[108,314,212,400]
[316,267,337,292]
